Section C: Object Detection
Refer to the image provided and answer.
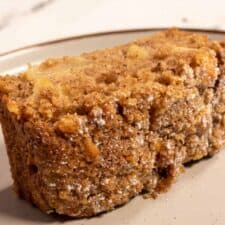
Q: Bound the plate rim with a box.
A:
[1,27,225,58]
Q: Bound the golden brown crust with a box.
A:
[1,29,225,217]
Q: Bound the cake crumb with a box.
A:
[83,137,100,159]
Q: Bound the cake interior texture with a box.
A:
[0,29,225,217]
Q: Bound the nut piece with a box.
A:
[127,44,149,59]
[194,51,217,85]
[83,137,100,159]
[56,114,78,134]
[41,59,59,69]
[6,100,19,115]
[35,77,54,90]
[59,190,70,200]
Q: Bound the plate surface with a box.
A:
[1,29,225,225]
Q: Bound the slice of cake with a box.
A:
[0,29,225,217]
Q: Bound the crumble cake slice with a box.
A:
[0,29,225,217]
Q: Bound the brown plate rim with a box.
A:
[1,27,225,58]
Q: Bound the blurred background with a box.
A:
[0,0,225,53]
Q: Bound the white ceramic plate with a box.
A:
[1,28,225,225]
